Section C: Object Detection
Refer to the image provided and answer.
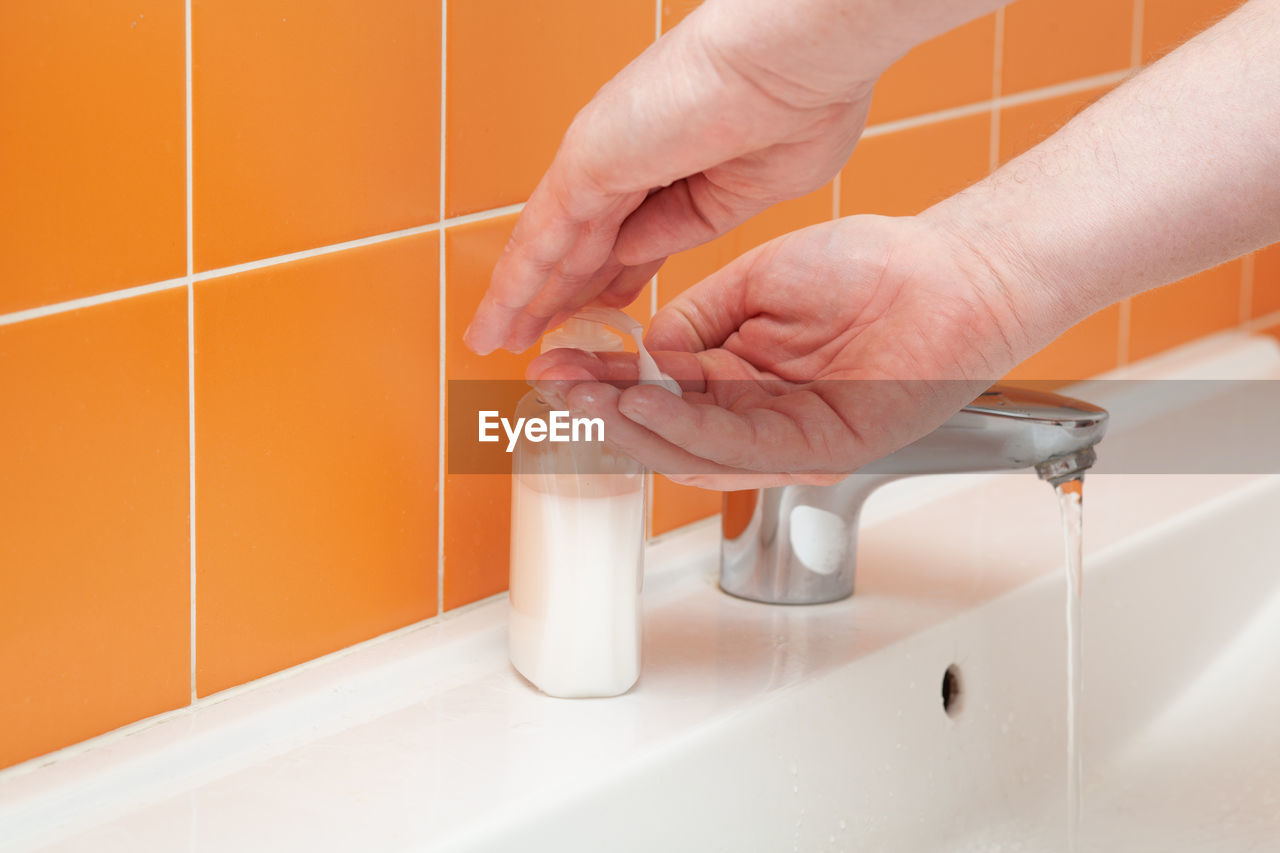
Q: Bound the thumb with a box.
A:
[614,173,770,266]
[645,242,769,352]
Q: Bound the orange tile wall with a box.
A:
[1,0,1272,770]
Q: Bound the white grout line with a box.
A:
[989,7,1005,172]
[830,173,841,220]
[185,2,194,280]
[190,223,440,282]
[191,203,524,283]
[185,0,197,705]
[654,0,662,40]
[1239,252,1255,327]
[0,278,189,328]
[861,69,1132,140]
[1131,0,1145,69]
[0,205,524,330]
[438,0,448,617]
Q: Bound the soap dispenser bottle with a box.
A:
[507,314,647,698]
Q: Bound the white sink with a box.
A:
[2,332,1279,852]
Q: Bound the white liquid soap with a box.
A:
[509,307,677,698]
[509,477,644,697]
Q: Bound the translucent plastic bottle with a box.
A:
[507,314,647,698]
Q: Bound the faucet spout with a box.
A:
[720,384,1108,605]
[1035,446,1098,488]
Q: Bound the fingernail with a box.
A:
[463,323,489,355]
[532,379,569,408]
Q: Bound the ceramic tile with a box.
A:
[1141,0,1245,62]
[193,0,440,270]
[0,291,189,769]
[0,1,184,314]
[842,114,989,217]
[652,477,721,537]
[195,235,438,696]
[446,0,652,216]
[1128,260,1241,361]
[869,15,997,124]
[442,215,532,609]
[1251,244,1280,321]
[1002,0,1131,94]
[661,0,702,31]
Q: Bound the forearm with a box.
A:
[926,0,1280,355]
[692,0,1008,99]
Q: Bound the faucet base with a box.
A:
[719,487,867,605]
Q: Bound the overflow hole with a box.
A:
[941,665,963,718]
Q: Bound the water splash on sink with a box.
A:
[1056,478,1086,852]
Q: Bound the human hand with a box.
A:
[527,214,1037,489]
[464,0,888,356]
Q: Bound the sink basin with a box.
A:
[2,332,1279,852]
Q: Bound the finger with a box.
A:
[615,382,860,473]
[644,242,771,352]
[500,195,652,352]
[613,173,771,266]
[463,162,643,354]
[503,256,626,352]
[462,181,582,355]
[565,382,843,489]
[595,257,665,310]
[524,255,624,323]
[565,382,756,481]
[528,348,706,407]
[505,254,664,352]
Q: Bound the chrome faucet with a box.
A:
[719,385,1108,604]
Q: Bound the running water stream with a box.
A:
[1056,477,1086,852]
